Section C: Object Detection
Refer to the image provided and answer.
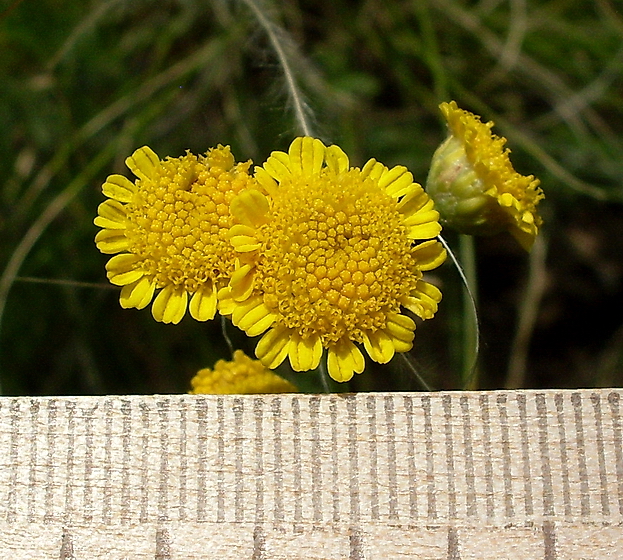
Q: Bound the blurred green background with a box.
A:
[1,0,622,395]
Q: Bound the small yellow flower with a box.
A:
[221,137,446,383]
[189,350,298,394]
[427,101,544,251]
[94,145,257,323]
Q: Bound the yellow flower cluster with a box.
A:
[100,124,549,382]
[95,145,255,323]
[190,350,297,394]
[221,137,446,382]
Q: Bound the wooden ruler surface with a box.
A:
[0,389,622,558]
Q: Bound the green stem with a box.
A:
[413,0,449,102]
[318,359,331,393]
[459,234,479,389]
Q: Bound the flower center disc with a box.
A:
[256,169,419,344]
[126,151,250,293]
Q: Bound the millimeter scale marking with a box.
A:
[0,390,622,558]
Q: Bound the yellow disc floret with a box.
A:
[426,101,544,251]
[94,145,257,323]
[189,350,298,394]
[221,137,446,382]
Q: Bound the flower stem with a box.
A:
[220,316,235,359]
[318,359,331,393]
[459,234,480,389]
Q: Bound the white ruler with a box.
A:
[0,389,622,558]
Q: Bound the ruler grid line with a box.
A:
[571,392,591,517]
[270,397,284,525]
[157,398,170,523]
[366,395,379,521]
[590,392,611,517]
[214,396,224,523]
[62,400,76,525]
[608,392,623,517]
[421,394,437,520]
[309,395,322,524]
[460,395,477,519]
[26,400,39,523]
[536,393,555,518]
[178,400,188,522]
[329,397,340,524]
[517,393,535,518]
[384,395,398,520]
[346,396,360,524]
[442,394,458,521]
[402,395,419,520]
[233,397,244,523]
[254,397,265,525]
[291,395,303,528]
[497,393,515,519]
[554,393,572,520]
[43,399,57,524]
[478,393,495,520]
[102,399,113,525]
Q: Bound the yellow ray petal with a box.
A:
[385,313,416,352]
[106,254,143,286]
[232,296,276,336]
[125,146,159,181]
[407,221,443,240]
[360,158,386,182]
[402,280,442,320]
[254,166,278,195]
[255,325,291,369]
[152,285,187,324]
[325,145,349,173]
[264,151,292,182]
[229,224,261,252]
[326,340,365,382]
[411,240,447,271]
[288,332,323,372]
[95,229,130,254]
[402,208,441,228]
[102,174,136,203]
[94,200,127,229]
[189,284,218,321]
[229,262,255,301]
[120,277,156,309]
[362,330,395,364]
[288,137,325,176]
[240,304,277,337]
[230,189,269,228]
[398,190,437,220]
[217,286,236,316]
[380,166,414,198]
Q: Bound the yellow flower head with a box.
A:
[94,145,257,324]
[189,350,298,394]
[426,101,544,251]
[221,137,446,383]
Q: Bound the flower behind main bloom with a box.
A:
[94,145,257,324]
[220,137,446,382]
[190,350,298,394]
[426,101,544,251]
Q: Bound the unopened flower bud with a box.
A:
[426,101,544,251]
